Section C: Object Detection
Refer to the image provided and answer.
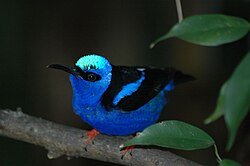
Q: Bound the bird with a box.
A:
[47,54,194,146]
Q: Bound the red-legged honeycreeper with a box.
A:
[48,54,195,136]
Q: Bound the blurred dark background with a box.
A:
[0,0,249,165]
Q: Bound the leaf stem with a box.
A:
[175,0,183,22]
[214,144,222,162]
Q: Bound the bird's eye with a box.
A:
[73,66,101,82]
[87,73,97,82]
[82,72,101,82]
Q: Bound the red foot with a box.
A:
[84,129,100,145]
[121,145,135,159]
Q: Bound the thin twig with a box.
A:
[175,0,183,22]
[214,144,222,162]
[0,109,201,166]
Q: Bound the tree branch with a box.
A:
[0,109,201,166]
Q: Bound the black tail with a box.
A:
[173,70,196,85]
[164,67,196,85]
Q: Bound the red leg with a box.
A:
[121,133,140,159]
[84,129,100,145]
[121,145,135,159]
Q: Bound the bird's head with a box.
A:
[48,54,112,105]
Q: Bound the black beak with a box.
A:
[47,64,78,76]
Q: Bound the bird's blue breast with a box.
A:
[72,81,173,136]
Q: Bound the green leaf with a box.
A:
[204,82,227,124]
[219,159,241,166]
[122,120,215,150]
[224,52,250,150]
[150,14,250,48]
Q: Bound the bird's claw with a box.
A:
[121,146,134,160]
[83,129,100,145]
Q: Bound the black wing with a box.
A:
[102,65,194,112]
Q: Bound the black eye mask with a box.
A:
[74,66,102,82]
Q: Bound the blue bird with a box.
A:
[48,54,194,144]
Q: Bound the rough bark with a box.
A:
[0,109,201,166]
